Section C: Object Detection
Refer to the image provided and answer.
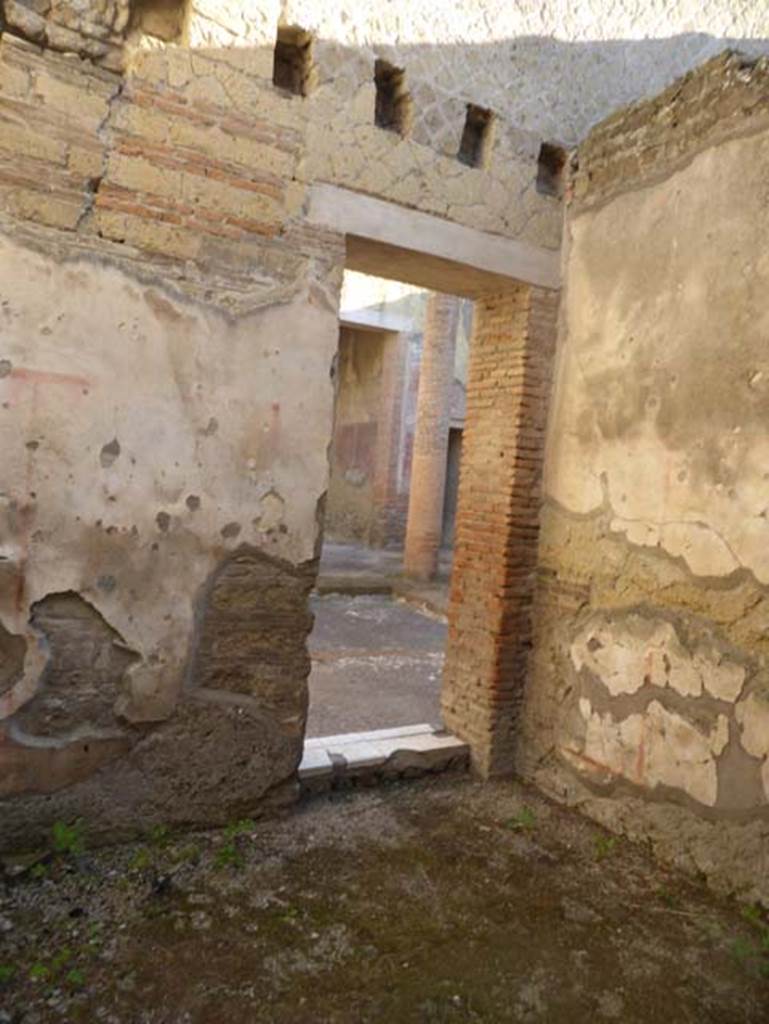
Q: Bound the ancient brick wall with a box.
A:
[0,0,131,70]
[443,286,558,776]
[0,1,562,846]
[4,1,767,862]
[0,27,338,844]
[520,54,769,904]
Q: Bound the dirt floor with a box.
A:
[1,776,767,1024]
[306,593,445,737]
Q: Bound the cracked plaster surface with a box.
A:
[571,614,746,703]
[736,688,769,799]
[564,696,729,807]
[523,108,769,895]
[544,130,769,585]
[0,233,337,735]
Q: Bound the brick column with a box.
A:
[369,331,409,548]
[442,285,559,776]
[403,292,459,580]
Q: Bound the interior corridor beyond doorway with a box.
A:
[307,271,467,739]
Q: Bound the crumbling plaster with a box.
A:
[0,235,337,804]
[546,130,769,584]
[520,59,769,902]
[2,0,769,899]
[0,6,562,844]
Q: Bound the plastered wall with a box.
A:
[0,0,562,845]
[326,327,384,543]
[520,54,769,903]
[0,231,339,842]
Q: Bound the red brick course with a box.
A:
[442,286,559,776]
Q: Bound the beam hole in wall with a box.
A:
[374,59,411,135]
[458,104,495,168]
[273,24,314,97]
[536,142,567,197]
[128,0,187,44]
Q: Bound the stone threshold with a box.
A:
[299,724,469,792]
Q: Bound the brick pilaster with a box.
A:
[442,286,559,776]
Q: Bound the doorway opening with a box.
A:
[301,185,560,779]
[305,270,472,743]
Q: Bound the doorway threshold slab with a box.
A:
[299,724,468,791]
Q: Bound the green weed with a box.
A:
[504,806,537,832]
[732,903,769,978]
[52,819,86,857]
[149,824,172,848]
[28,963,50,983]
[50,946,73,974]
[214,819,255,870]
[22,945,89,991]
[171,842,202,865]
[656,885,677,909]
[65,967,86,989]
[742,903,763,926]
[128,847,153,872]
[594,834,618,861]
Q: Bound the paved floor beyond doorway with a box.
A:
[306,593,445,737]
[317,541,453,617]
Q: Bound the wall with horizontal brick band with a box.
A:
[0,10,560,848]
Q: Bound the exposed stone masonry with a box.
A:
[189,547,317,739]
[2,0,769,905]
[16,592,138,739]
[0,0,132,70]
[572,51,769,211]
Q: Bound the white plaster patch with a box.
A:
[735,688,769,759]
[571,615,745,702]
[254,490,285,533]
[609,517,742,578]
[735,688,769,801]
[701,654,746,704]
[567,697,728,806]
